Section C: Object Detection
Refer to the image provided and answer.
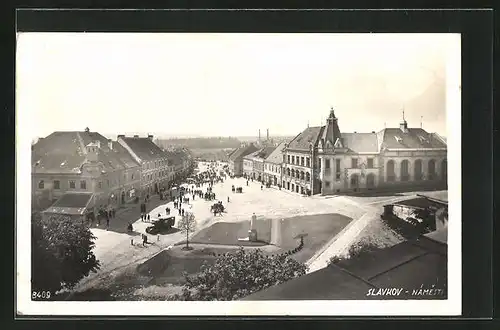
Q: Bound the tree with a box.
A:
[31,213,100,295]
[172,247,307,301]
[177,211,196,250]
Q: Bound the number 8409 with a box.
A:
[32,291,51,299]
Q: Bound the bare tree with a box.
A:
[177,211,196,250]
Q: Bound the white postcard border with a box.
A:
[16,33,461,316]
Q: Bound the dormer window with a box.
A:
[394,136,403,143]
[418,135,429,144]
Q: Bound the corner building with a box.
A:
[282,108,447,195]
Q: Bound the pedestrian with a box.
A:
[106,217,110,229]
[227,196,230,203]
[182,209,185,216]
[178,208,181,216]
[142,234,147,247]
[147,214,150,222]
[261,185,263,190]
[166,207,169,215]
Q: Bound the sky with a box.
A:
[17,33,459,141]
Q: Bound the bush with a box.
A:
[171,247,306,301]
[328,240,380,266]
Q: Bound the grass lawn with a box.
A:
[181,213,353,264]
[282,214,353,263]
[182,220,272,246]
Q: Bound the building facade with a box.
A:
[282,108,447,196]
[117,134,172,197]
[263,141,286,186]
[32,129,141,213]
[243,147,276,182]
[242,156,255,178]
[228,143,259,176]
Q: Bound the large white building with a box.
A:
[282,108,447,195]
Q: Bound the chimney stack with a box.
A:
[258,129,261,142]
[133,134,139,138]
[148,134,154,141]
[267,129,269,141]
[117,134,125,140]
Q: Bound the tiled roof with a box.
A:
[341,133,379,153]
[265,141,286,164]
[242,234,447,300]
[229,144,259,161]
[42,192,93,216]
[120,137,166,161]
[378,128,447,150]
[244,147,276,161]
[32,131,140,174]
[287,126,323,151]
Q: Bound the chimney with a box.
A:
[258,129,261,142]
[133,134,139,138]
[267,129,269,141]
[108,139,113,150]
[117,134,125,140]
[84,127,90,133]
[148,134,154,141]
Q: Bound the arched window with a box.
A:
[441,159,447,181]
[400,160,410,181]
[291,169,295,178]
[306,172,311,182]
[300,171,305,180]
[414,159,423,181]
[386,160,395,182]
[366,173,375,188]
[428,159,436,180]
[286,168,290,176]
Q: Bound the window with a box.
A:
[132,173,134,180]
[69,180,76,189]
[335,173,341,181]
[98,181,102,189]
[287,155,290,164]
[80,180,87,189]
[53,180,60,189]
[292,156,295,164]
[38,180,44,189]
[367,158,374,168]
[306,157,310,167]
[325,159,331,169]
[351,158,358,168]
[318,158,321,170]
[301,157,304,166]
[325,181,330,188]
[336,159,341,171]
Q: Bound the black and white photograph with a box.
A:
[17,31,461,316]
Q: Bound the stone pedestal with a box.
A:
[248,229,258,242]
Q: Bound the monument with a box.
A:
[248,213,258,242]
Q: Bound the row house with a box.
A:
[228,143,259,177]
[164,148,194,184]
[263,141,286,187]
[32,129,141,216]
[282,108,448,196]
[117,134,172,197]
[243,147,276,182]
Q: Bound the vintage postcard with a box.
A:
[16,32,461,316]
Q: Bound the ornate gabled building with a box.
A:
[282,108,447,196]
[32,129,141,214]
